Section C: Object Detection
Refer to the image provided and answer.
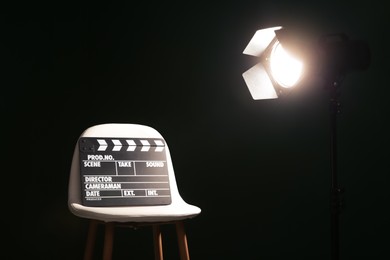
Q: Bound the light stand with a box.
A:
[320,34,370,259]
[242,27,370,260]
[329,78,342,260]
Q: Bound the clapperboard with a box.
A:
[78,137,172,207]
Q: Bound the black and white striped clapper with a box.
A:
[78,137,172,207]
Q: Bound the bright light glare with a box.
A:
[270,42,303,88]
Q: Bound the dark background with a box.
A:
[3,1,388,259]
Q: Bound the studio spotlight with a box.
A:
[242,26,370,100]
[241,26,370,260]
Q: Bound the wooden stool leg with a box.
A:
[153,224,164,260]
[102,222,115,260]
[176,221,190,260]
[84,219,98,260]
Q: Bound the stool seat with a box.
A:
[69,200,200,222]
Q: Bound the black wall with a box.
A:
[3,1,389,259]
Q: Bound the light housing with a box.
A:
[242,26,370,100]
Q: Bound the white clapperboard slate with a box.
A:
[79,137,172,207]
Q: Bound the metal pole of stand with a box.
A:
[329,80,342,260]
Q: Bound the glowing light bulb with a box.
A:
[270,42,303,88]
